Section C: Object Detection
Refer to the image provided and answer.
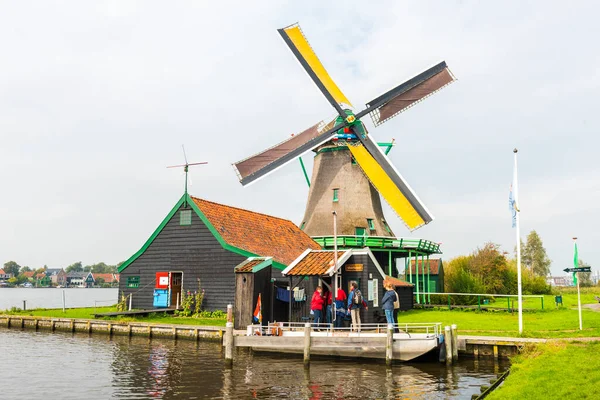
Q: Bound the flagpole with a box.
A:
[514,148,523,334]
[574,237,582,330]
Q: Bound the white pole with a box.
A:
[577,271,582,330]
[514,149,523,334]
[62,290,66,313]
[332,211,338,325]
[574,237,582,330]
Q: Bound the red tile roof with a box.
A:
[92,273,120,283]
[285,251,346,276]
[35,272,46,279]
[0,269,6,274]
[235,259,266,273]
[22,271,34,278]
[409,259,442,275]
[384,275,414,288]
[192,196,321,266]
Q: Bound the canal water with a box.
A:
[0,327,507,399]
[0,288,118,310]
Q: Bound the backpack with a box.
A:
[353,289,363,305]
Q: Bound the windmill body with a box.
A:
[233,23,455,295]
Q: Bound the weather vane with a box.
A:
[167,145,207,196]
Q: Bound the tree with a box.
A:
[3,261,21,277]
[65,261,83,273]
[469,243,511,294]
[85,262,117,274]
[20,266,31,273]
[522,230,551,277]
[578,259,593,287]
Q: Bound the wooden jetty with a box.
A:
[235,322,445,363]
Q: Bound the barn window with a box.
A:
[126,276,140,288]
[180,210,192,226]
[333,188,339,202]
[367,218,375,230]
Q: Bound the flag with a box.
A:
[253,293,262,323]
[509,184,517,228]
[573,242,579,286]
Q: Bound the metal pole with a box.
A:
[427,255,431,304]
[129,294,133,311]
[333,211,338,325]
[408,251,412,284]
[577,272,582,330]
[62,290,66,312]
[514,149,523,334]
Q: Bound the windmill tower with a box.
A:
[234,23,455,239]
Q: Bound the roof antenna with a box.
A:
[167,145,207,205]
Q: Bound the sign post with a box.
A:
[565,237,583,330]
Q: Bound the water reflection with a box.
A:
[1,327,507,399]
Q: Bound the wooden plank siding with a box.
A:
[119,204,246,311]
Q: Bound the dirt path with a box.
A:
[583,303,600,312]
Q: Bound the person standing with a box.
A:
[325,289,333,325]
[381,283,398,325]
[310,286,325,326]
[347,281,367,332]
[334,287,347,328]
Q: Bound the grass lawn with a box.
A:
[487,341,600,400]
[1,307,227,327]
[396,307,600,338]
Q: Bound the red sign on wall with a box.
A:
[156,272,169,289]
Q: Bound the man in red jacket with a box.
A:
[310,286,325,326]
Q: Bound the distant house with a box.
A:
[92,273,120,286]
[408,258,445,293]
[34,272,51,287]
[22,271,35,280]
[118,194,320,311]
[66,272,94,288]
[0,269,12,281]
[46,268,67,286]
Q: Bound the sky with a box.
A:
[1,1,599,277]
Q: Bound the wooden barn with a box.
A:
[409,258,444,293]
[281,248,414,324]
[118,193,320,312]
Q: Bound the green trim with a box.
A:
[252,258,273,273]
[118,194,188,273]
[119,193,288,273]
[333,188,339,202]
[300,221,306,230]
[299,157,310,187]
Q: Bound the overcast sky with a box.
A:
[1,1,598,277]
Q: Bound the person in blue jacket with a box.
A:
[381,282,398,325]
[347,281,368,332]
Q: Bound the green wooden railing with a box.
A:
[312,235,441,254]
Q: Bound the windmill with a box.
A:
[233,23,456,238]
[167,145,207,198]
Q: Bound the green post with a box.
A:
[388,250,392,277]
[448,295,451,310]
[408,251,412,284]
[507,296,510,312]
[299,157,310,187]
[478,296,481,311]
[415,253,420,304]
[541,296,544,310]
[427,255,431,304]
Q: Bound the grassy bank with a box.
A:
[487,341,600,400]
[1,307,227,327]
[396,307,600,338]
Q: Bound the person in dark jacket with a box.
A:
[310,286,325,326]
[334,287,347,328]
[347,281,368,332]
[381,283,397,325]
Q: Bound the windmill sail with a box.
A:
[233,118,338,186]
[279,23,352,115]
[347,135,433,231]
[363,61,456,127]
